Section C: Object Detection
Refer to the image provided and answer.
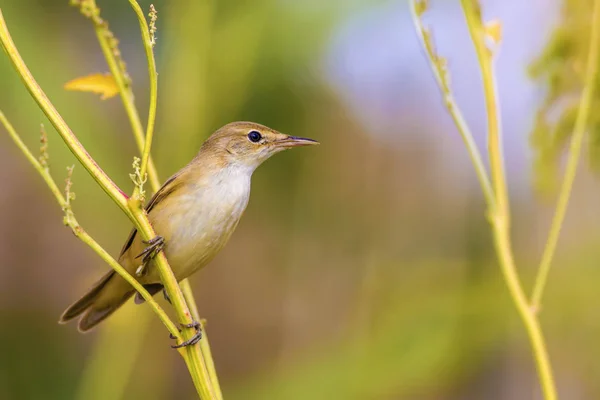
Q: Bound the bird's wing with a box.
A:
[118,170,184,258]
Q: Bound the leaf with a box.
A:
[64,73,119,100]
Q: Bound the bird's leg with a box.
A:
[171,321,202,348]
[135,235,165,276]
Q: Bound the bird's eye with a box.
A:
[248,130,262,143]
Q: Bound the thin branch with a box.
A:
[460,1,556,399]
[410,0,495,209]
[531,0,600,310]
[71,0,161,190]
[125,1,221,395]
[73,0,221,394]
[460,1,509,221]
[181,280,223,400]
[0,12,214,395]
[0,111,179,338]
[126,0,159,197]
[0,10,129,213]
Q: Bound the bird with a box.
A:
[59,121,318,339]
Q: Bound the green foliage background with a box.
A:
[1,0,600,399]
[530,0,600,192]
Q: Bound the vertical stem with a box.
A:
[0,10,129,213]
[409,0,495,208]
[126,1,223,395]
[126,0,158,182]
[83,0,161,190]
[460,1,509,221]
[127,205,217,399]
[78,1,222,395]
[182,280,224,400]
[531,0,600,310]
[0,112,178,338]
[460,1,556,399]
[0,10,213,399]
[489,216,556,400]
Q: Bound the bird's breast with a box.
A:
[150,170,251,280]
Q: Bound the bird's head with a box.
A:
[199,122,318,171]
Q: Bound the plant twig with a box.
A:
[181,280,223,400]
[531,0,600,311]
[0,111,179,338]
[410,0,495,208]
[0,11,214,399]
[71,0,161,190]
[0,10,128,213]
[460,1,509,221]
[126,0,158,187]
[459,1,556,399]
[126,2,221,396]
[411,1,557,398]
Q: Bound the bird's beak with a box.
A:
[274,136,320,148]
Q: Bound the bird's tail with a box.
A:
[59,270,134,332]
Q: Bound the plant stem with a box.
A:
[460,1,556,399]
[84,0,221,393]
[460,2,509,221]
[126,1,222,396]
[531,0,600,310]
[127,205,218,399]
[126,0,158,185]
[78,0,161,190]
[409,0,495,209]
[75,229,179,335]
[0,10,128,213]
[488,216,556,400]
[0,110,178,338]
[182,280,223,400]
[0,11,213,398]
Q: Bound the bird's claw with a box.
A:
[170,321,202,348]
[181,320,201,329]
[135,236,165,276]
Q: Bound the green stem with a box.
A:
[76,228,179,336]
[82,0,161,191]
[127,205,218,399]
[531,0,600,310]
[488,216,556,400]
[0,110,178,338]
[182,280,223,400]
[460,2,509,220]
[460,1,556,399]
[127,0,158,184]
[0,11,213,398]
[0,10,128,214]
[128,1,222,394]
[409,0,495,209]
[127,1,221,396]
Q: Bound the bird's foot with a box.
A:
[170,321,202,348]
[135,236,165,277]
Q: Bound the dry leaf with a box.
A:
[64,73,119,100]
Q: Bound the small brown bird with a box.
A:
[59,122,318,334]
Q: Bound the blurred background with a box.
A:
[1,0,600,399]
